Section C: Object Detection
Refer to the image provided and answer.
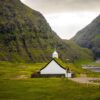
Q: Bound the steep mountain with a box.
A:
[72,15,100,58]
[0,0,93,62]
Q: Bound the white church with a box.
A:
[39,50,73,78]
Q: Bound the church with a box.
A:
[39,50,73,78]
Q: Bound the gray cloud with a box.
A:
[20,0,100,39]
[21,0,100,14]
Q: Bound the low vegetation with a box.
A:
[90,80,100,83]
[0,61,100,100]
[0,78,100,100]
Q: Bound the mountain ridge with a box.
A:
[0,0,93,62]
[72,14,100,58]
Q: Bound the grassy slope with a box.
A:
[0,0,93,62]
[0,0,60,62]
[0,62,100,100]
[63,40,93,62]
[72,15,100,58]
[0,79,100,100]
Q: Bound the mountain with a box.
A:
[72,15,100,58]
[63,40,93,62]
[0,0,93,62]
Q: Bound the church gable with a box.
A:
[31,49,73,78]
[40,59,66,74]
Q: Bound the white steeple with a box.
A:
[52,49,58,59]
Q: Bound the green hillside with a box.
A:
[63,40,93,62]
[0,0,93,62]
[72,15,100,58]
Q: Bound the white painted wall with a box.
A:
[65,73,72,78]
[40,60,66,75]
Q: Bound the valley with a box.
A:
[0,0,100,100]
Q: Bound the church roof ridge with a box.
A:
[39,58,66,72]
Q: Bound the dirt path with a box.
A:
[69,74,100,84]
[70,77,100,85]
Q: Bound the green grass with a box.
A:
[0,61,100,100]
[73,60,100,77]
[90,80,100,83]
[88,62,100,67]
[0,78,100,100]
[0,61,46,79]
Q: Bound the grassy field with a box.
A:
[0,78,100,100]
[0,61,100,100]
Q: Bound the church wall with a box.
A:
[40,60,66,75]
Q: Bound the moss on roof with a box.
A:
[53,58,67,69]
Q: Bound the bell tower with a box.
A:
[52,49,58,58]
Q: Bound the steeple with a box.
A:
[52,49,58,58]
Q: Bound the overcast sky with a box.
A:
[21,0,100,39]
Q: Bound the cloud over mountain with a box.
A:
[21,0,100,14]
